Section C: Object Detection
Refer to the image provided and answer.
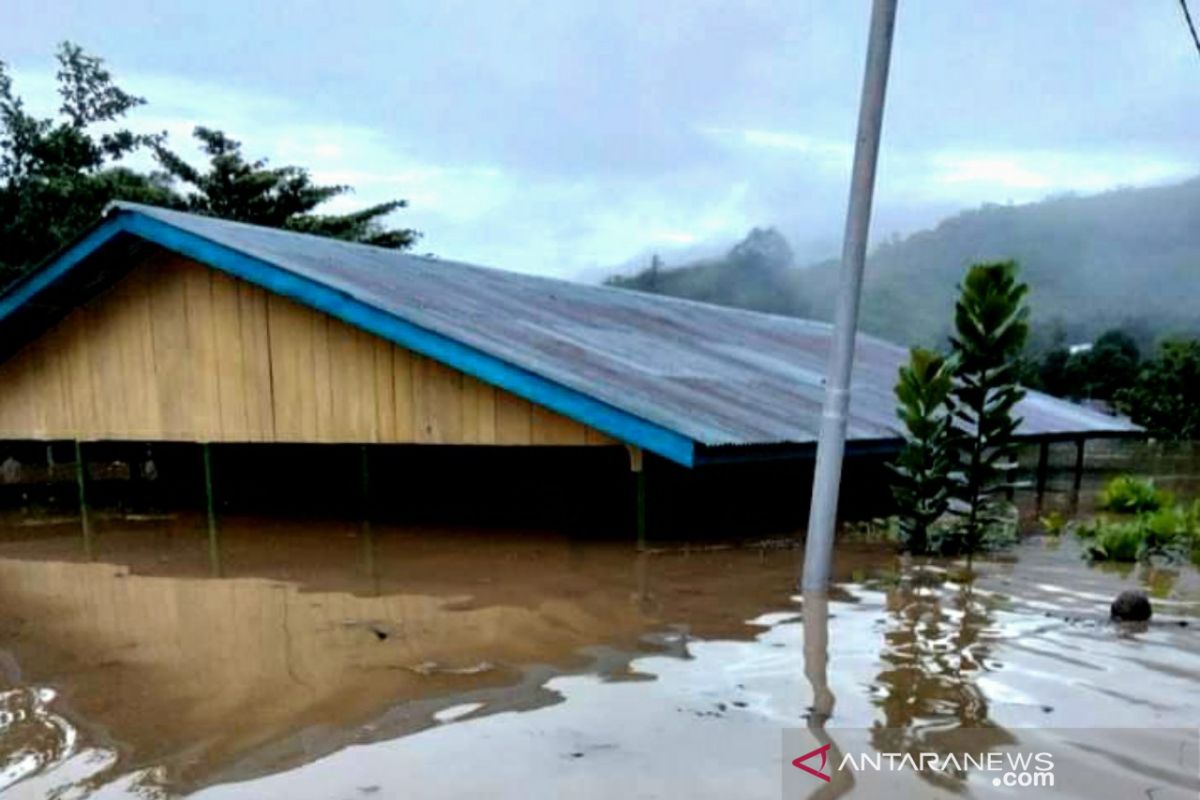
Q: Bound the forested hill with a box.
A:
[605,177,1200,351]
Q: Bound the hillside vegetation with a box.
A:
[607,178,1200,352]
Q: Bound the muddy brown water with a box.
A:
[0,442,1198,798]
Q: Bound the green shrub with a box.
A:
[926,503,1018,556]
[844,509,1018,556]
[1081,520,1146,562]
[842,517,901,544]
[1099,475,1172,514]
[1039,510,1067,536]
[1074,497,1200,563]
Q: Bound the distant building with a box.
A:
[1069,343,1094,356]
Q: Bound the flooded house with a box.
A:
[0,203,1136,536]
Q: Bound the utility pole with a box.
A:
[802,0,899,592]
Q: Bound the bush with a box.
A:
[1077,519,1145,562]
[1039,510,1067,536]
[1099,475,1172,514]
[843,509,1018,557]
[1074,496,1200,563]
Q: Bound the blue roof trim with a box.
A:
[99,212,693,466]
[0,216,129,324]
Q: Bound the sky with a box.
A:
[3,1,1199,279]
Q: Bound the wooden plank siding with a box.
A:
[0,253,618,447]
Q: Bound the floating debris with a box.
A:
[409,661,495,677]
[433,702,485,723]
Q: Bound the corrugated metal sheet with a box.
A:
[12,203,1141,453]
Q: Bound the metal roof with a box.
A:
[0,203,1139,465]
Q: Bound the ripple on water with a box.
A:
[0,461,1197,798]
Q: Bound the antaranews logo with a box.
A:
[783,728,1200,798]
[785,736,1053,791]
[790,743,832,783]
[831,750,1054,788]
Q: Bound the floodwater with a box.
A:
[1,443,1198,799]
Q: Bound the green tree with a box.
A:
[948,261,1030,552]
[1083,328,1140,400]
[1117,339,1200,440]
[1,43,420,294]
[646,253,663,290]
[1028,327,1142,402]
[1034,347,1071,395]
[0,43,175,288]
[153,127,418,249]
[888,348,957,554]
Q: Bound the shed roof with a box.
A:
[0,203,1138,465]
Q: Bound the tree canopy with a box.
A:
[152,127,417,249]
[1117,339,1200,440]
[0,43,173,285]
[0,43,417,292]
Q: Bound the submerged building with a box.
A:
[0,204,1136,534]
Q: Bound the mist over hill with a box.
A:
[606,177,1200,352]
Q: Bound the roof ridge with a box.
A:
[108,201,854,334]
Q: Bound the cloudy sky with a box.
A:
[3,1,1198,278]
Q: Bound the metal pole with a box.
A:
[802,590,834,726]
[802,0,899,592]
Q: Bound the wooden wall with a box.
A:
[0,253,617,446]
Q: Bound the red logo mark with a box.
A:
[792,743,832,782]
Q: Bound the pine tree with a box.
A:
[889,347,956,553]
[153,127,418,249]
[948,261,1030,552]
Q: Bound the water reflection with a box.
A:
[802,590,854,798]
[866,567,1016,793]
[0,516,816,796]
[0,463,1197,798]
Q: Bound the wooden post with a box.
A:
[203,443,222,577]
[360,518,379,592]
[627,445,646,549]
[1072,437,1086,495]
[360,444,371,518]
[636,471,647,548]
[358,444,378,592]
[1035,440,1050,500]
[634,550,649,609]
[74,440,93,559]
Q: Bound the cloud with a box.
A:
[925,150,1196,198]
[4,1,1199,278]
